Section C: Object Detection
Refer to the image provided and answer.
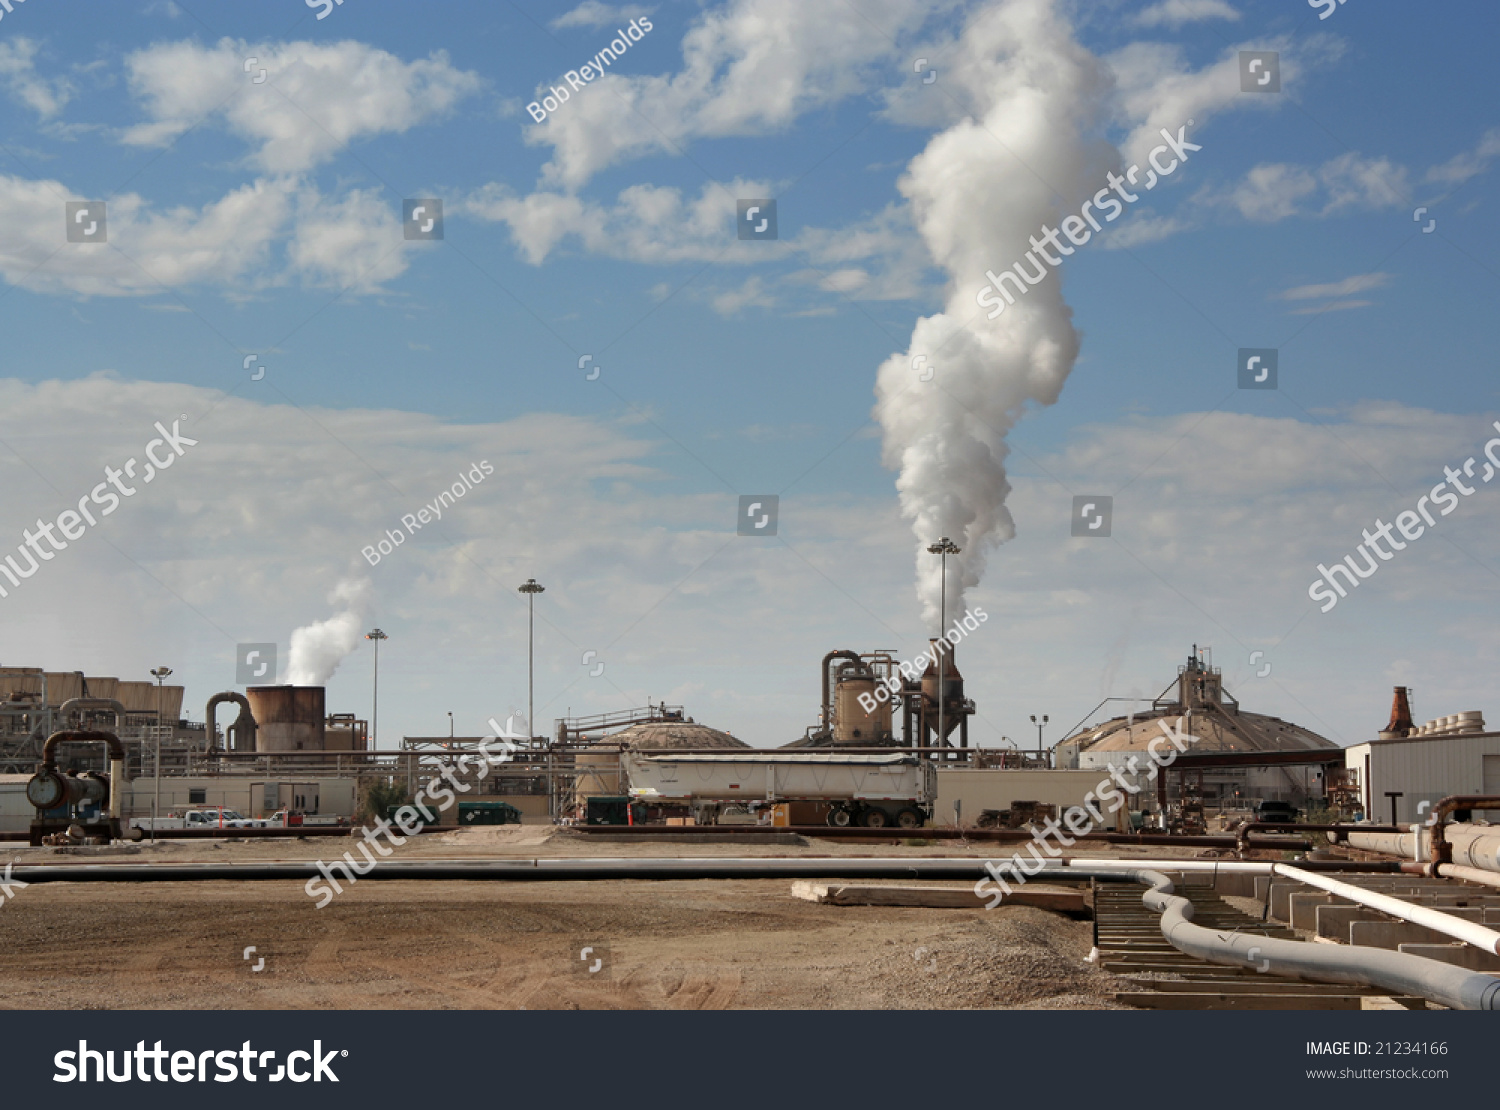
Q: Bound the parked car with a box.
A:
[1253,800,1301,823]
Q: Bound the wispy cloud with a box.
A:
[549,2,652,31]
[1277,272,1391,301]
[1132,0,1240,29]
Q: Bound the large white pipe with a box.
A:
[1439,863,1500,891]
[1346,825,1500,872]
[1275,863,1500,957]
[1136,868,1500,1011]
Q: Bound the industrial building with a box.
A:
[1345,686,1500,824]
[0,666,197,775]
[1054,647,1339,811]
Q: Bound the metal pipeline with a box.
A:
[1439,864,1500,890]
[206,691,256,754]
[1348,824,1500,873]
[0,854,1401,884]
[1274,862,1500,957]
[39,729,128,819]
[1233,821,1403,856]
[58,697,124,729]
[1131,867,1500,1012]
[575,823,1310,849]
[1429,796,1500,864]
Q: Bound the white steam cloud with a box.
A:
[283,578,372,686]
[874,0,1110,626]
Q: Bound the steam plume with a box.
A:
[874,0,1107,626]
[284,578,372,685]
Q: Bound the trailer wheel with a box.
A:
[827,807,852,827]
[895,808,922,829]
[862,807,889,829]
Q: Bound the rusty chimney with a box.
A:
[1379,685,1414,740]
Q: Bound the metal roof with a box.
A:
[629,751,918,766]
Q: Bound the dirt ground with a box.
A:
[0,828,1184,1010]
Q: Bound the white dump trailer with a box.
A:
[622,751,936,828]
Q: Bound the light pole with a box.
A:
[926,538,960,756]
[447,711,454,739]
[150,667,172,842]
[517,580,545,743]
[518,578,545,815]
[1030,714,1049,763]
[365,629,387,748]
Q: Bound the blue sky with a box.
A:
[0,0,1497,752]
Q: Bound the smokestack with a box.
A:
[1380,686,1414,739]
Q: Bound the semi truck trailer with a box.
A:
[621,750,935,828]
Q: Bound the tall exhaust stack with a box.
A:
[1379,686,1414,740]
[246,685,326,752]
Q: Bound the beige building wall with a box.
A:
[935,768,1125,830]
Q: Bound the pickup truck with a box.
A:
[130,809,266,831]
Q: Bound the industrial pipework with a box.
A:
[58,696,124,730]
[206,691,257,753]
[27,728,130,845]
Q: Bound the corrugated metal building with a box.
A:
[1345,688,1500,823]
[1345,732,1500,824]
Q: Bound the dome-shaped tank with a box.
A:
[574,720,749,795]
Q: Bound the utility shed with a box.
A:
[1345,731,1500,824]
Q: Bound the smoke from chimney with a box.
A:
[874,0,1108,626]
[284,578,372,686]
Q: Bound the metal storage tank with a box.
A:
[919,640,964,741]
[834,665,891,744]
[246,686,326,752]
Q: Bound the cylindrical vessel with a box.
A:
[246,686,326,752]
[834,670,890,743]
[26,769,107,810]
[920,641,964,716]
